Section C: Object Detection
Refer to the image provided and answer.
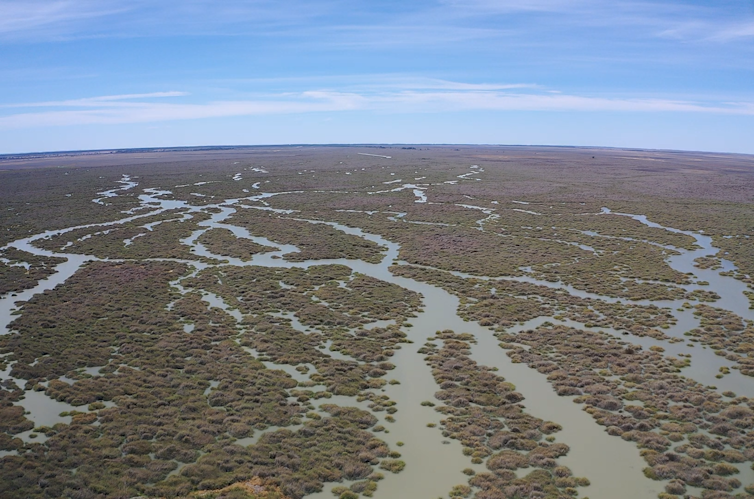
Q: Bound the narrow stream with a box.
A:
[602,207,754,321]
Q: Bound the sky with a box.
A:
[0,0,753,154]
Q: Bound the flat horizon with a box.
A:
[3,143,754,161]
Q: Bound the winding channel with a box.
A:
[1,176,753,498]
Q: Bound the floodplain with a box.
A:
[1,145,754,499]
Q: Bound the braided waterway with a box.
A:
[1,179,753,498]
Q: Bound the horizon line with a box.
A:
[2,143,754,161]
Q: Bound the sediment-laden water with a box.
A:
[1,177,752,498]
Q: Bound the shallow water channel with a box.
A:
[1,181,753,498]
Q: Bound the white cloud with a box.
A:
[364,78,539,92]
[0,0,336,40]
[2,91,190,108]
[1,0,750,50]
[0,92,362,128]
[707,21,754,42]
[0,1,128,37]
[1,82,753,129]
[374,91,754,114]
[439,0,588,14]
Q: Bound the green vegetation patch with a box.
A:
[197,228,278,260]
[498,324,754,497]
[0,247,66,296]
[422,330,592,498]
[228,210,386,263]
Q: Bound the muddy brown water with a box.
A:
[1,180,753,497]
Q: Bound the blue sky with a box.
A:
[0,0,753,154]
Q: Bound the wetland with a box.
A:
[1,145,753,499]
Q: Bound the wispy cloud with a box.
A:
[2,0,752,48]
[439,0,754,47]
[706,21,754,42]
[0,91,362,128]
[0,1,128,38]
[372,90,754,114]
[439,0,589,15]
[2,91,190,108]
[390,79,538,91]
[305,77,540,92]
[2,82,752,129]
[0,0,337,40]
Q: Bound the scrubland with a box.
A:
[1,145,753,498]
